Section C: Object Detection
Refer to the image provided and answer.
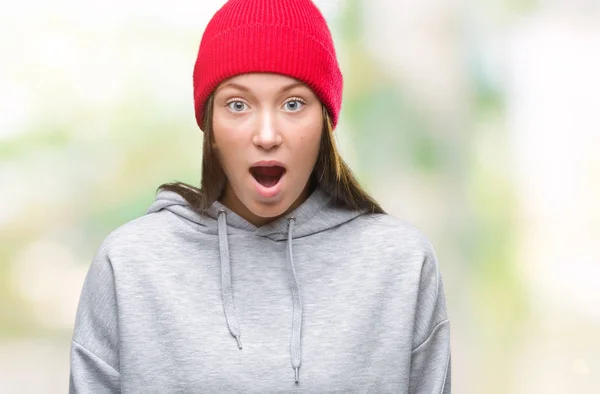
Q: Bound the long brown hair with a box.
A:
[158,95,384,214]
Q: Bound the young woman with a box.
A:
[70,0,451,392]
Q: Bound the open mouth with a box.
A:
[250,165,286,188]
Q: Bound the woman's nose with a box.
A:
[252,111,282,150]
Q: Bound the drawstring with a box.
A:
[217,209,243,349]
[215,211,304,384]
[286,216,303,384]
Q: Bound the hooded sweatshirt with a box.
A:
[70,187,451,393]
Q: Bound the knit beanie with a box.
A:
[192,0,343,131]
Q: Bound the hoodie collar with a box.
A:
[147,186,366,241]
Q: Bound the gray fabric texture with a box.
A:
[70,187,451,393]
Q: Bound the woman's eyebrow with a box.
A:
[216,81,306,94]
[280,81,305,93]
[216,82,250,93]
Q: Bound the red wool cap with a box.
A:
[192,0,344,130]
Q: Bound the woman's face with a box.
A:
[212,73,323,224]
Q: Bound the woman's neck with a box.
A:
[219,181,314,227]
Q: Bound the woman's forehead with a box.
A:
[215,73,311,95]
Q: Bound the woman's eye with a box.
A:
[283,99,305,112]
[226,101,249,112]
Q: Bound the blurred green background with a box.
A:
[1,0,599,392]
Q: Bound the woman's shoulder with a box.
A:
[94,209,184,258]
[355,212,432,244]
[346,213,442,277]
[343,212,438,260]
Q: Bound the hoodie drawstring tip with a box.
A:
[235,335,243,349]
[294,367,300,383]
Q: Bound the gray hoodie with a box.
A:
[70,187,451,393]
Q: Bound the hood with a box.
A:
[146,186,367,384]
[146,186,366,241]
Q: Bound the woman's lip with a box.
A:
[250,160,286,169]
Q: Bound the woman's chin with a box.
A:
[225,174,310,224]
[245,196,289,219]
